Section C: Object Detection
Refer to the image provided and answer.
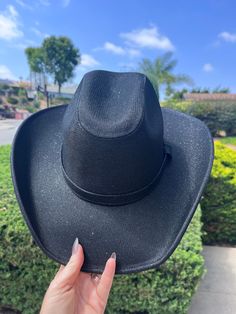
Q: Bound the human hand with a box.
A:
[40,238,116,314]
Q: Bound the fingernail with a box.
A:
[72,238,79,255]
[111,252,116,260]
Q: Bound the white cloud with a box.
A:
[10,39,37,50]
[62,0,70,7]
[120,26,174,50]
[81,54,100,67]
[0,5,23,40]
[101,42,141,57]
[126,48,141,57]
[0,65,17,80]
[8,5,18,17]
[16,0,26,6]
[218,31,236,43]
[31,27,49,38]
[15,0,33,10]
[39,0,50,6]
[203,63,214,72]
[103,42,126,55]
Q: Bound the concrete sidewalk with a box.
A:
[0,119,22,145]
[189,246,236,314]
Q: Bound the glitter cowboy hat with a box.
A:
[11,70,214,274]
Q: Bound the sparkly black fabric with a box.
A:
[11,70,214,274]
[61,71,165,203]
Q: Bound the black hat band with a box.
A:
[61,144,171,206]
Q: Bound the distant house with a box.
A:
[0,78,15,85]
[183,93,236,101]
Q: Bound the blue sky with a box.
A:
[0,0,236,92]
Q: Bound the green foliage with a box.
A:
[139,52,193,99]
[25,47,45,74]
[33,99,40,109]
[19,97,28,105]
[7,97,18,105]
[26,105,37,113]
[0,145,204,314]
[161,100,192,112]
[9,86,20,96]
[162,100,236,137]
[170,86,230,100]
[190,86,230,94]
[188,102,236,136]
[18,88,26,98]
[212,86,230,94]
[25,36,80,93]
[171,88,188,100]
[201,142,236,244]
[42,36,81,93]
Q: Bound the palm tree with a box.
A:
[139,52,193,99]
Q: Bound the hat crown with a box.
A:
[78,70,144,138]
[61,70,165,205]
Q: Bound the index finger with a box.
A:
[97,253,116,302]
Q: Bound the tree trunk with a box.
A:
[58,84,61,94]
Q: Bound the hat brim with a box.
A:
[11,105,213,274]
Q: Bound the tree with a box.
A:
[25,47,45,73]
[25,47,46,88]
[190,86,230,93]
[171,88,188,100]
[42,36,80,93]
[139,52,193,99]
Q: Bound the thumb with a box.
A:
[55,238,84,288]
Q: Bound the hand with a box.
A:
[40,238,116,314]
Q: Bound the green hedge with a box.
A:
[201,142,236,245]
[0,145,204,314]
[162,100,236,137]
[7,97,18,105]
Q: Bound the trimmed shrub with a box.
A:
[33,99,40,109]
[10,87,20,96]
[7,97,18,105]
[188,102,236,137]
[162,100,236,137]
[201,142,236,244]
[18,89,26,98]
[161,100,192,113]
[19,98,28,105]
[0,145,204,314]
[25,105,37,113]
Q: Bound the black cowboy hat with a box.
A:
[11,70,214,274]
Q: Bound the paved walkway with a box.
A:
[0,119,23,145]
[226,144,236,151]
[189,246,236,314]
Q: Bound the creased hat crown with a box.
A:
[61,70,166,205]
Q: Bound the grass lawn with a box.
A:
[218,137,236,145]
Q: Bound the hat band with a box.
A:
[61,145,171,206]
